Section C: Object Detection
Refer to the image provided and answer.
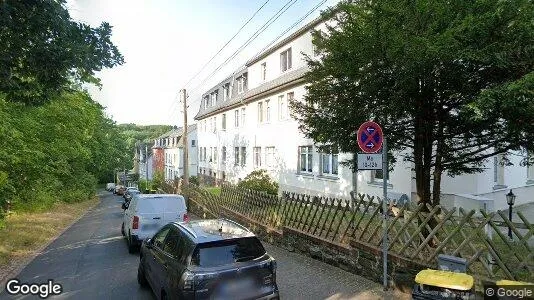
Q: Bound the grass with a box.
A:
[0,197,98,269]
[205,186,221,196]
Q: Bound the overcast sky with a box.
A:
[66,0,338,126]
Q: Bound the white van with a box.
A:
[121,194,188,253]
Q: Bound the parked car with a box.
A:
[137,219,279,300]
[122,194,188,253]
[124,187,141,201]
[115,185,127,196]
[106,183,116,191]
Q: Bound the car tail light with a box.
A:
[183,213,189,222]
[270,258,277,273]
[132,216,139,229]
[183,271,195,290]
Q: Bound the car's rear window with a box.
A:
[137,196,186,212]
[191,237,266,267]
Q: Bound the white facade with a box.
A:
[194,17,533,208]
[156,125,198,182]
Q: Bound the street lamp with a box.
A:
[506,189,516,240]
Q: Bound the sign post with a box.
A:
[357,121,388,290]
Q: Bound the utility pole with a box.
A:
[181,89,189,186]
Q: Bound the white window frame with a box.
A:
[278,95,286,120]
[222,146,227,164]
[253,147,262,168]
[298,146,313,174]
[261,62,267,81]
[237,76,245,94]
[234,147,240,166]
[265,146,275,168]
[240,146,246,167]
[265,99,271,123]
[222,113,226,130]
[257,102,264,123]
[241,107,246,126]
[234,109,239,127]
[320,148,339,177]
[223,84,229,101]
[280,48,292,72]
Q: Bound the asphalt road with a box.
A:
[1,192,388,300]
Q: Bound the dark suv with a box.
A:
[137,219,279,300]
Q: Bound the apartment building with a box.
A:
[153,125,198,181]
[195,17,534,210]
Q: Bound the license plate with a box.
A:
[215,278,255,299]
[141,223,160,230]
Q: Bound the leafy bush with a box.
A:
[237,170,278,195]
[189,176,199,185]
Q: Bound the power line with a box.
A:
[186,0,299,98]
[253,0,327,60]
[187,0,327,108]
[183,0,272,89]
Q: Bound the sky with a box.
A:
[66,0,339,126]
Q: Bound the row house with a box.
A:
[153,125,198,181]
[195,17,534,211]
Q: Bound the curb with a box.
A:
[0,194,102,294]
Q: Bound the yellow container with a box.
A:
[415,269,474,291]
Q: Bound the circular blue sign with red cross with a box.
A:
[357,121,383,153]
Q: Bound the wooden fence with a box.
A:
[182,184,534,282]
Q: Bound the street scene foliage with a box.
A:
[0,1,126,221]
[238,169,279,195]
[292,0,534,206]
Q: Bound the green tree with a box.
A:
[292,0,534,206]
[238,170,279,195]
[0,0,124,105]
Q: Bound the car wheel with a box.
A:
[127,233,136,254]
[137,263,148,288]
[121,223,125,236]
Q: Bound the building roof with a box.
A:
[195,66,308,120]
[246,15,324,66]
[157,124,197,139]
[174,219,255,243]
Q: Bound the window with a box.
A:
[287,92,294,117]
[261,62,267,81]
[237,75,247,94]
[191,140,196,147]
[234,110,239,127]
[374,169,389,181]
[265,100,271,122]
[222,113,226,130]
[210,92,217,107]
[222,146,226,163]
[163,228,184,258]
[257,102,263,123]
[241,107,246,126]
[240,146,246,166]
[209,147,213,162]
[213,147,218,163]
[153,226,170,249]
[299,146,313,173]
[320,148,339,176]
[278,95,286,120]
[223,84,230,101]
[266,146,275,167]
[253,147,262,167]
[493,154,505,187]
[234,147,239,166]
[190,237,265,267]
[280,48,292,72]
